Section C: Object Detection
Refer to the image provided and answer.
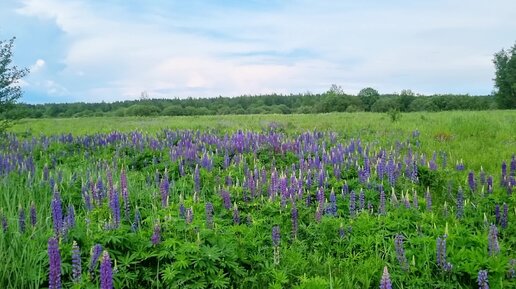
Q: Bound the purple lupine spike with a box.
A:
[478,270,489,289]
[109,190,120,228]
[502,161,507,182]
[379,266,392,289]
[51,189,63,236]
[488,224,500,256]
[89,244,103,274]
[508,259,516,279]
[66,204,75,229]
[480,167,486,185]
[71,241,81,283]
[160,170,169,208]
[221,189,231,210]
[501,203,508,229]
[456,187,464,219]
[48,237,61,289]
[468,171,476,192]
[291,204,298,239]
[412,190,419,209]
[122,188,130,221]
[436,235,453,271]
[100,251,113,289]
[394,234,408,270]
[325,190,337,216]
[30,202,37,227]
[120,168,128,193]
[510,155,516,177]
[349,190,356,217]
[425,188,432,211]
[186,207,194,224]
[131,207,141,232]
[179,202,185,219]
[487,176,493,194]
[205,202,214,229]
[18,205,26,233]
[272,225,280,247]
[151,222,161,245]
[379,185,386,215]
[233,203,240,225]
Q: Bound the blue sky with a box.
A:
[1,0,515,103]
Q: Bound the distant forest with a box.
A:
[8,87,496,118]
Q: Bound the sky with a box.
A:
[1,0,515,104]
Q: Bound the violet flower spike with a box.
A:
[47,237,61,289]
[379,266,392,289]
[71,241,82,283]
[478,270,489,289]
[100,251,113,289]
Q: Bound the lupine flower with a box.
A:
[30,202,37,227]
[488,224,500,256]
[487,176,493,194]
[425,188,432,211]
[436,235,453,271]
[205,202,214,229]
[291,204,298,239]
[478,270,489,289]
[233,203,240,225]
[501,203,508,229]
[495,204,500,225]
[109,190,120,228]
[48,237,61,289]
[131,207,141,232]
[379,266,392,289]
[480,167,486,185]
[160,170,169,207]
[456,187,464,219]
[394,234,408,270]
[66,204,75,229]
[468,171,476,192]
[151,222,161,245]
[272,225,280,247]
[71,241,81,283]
[18,205,26,233]
[221,189,231,210]
[100,251,113,289]
[508,259,516,279]
[186,207,193,224]
[349,190,356,217]
[412,190,419,209]
[326,190,337,216]
[51,190,63,236]
[89,244,103,274]
[179,202,185,219]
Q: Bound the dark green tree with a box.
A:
[358,87,379,111]
[1,37,29,132]
[493,42,516,109]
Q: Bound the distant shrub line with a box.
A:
[7,92,496,118]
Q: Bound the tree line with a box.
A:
[5,89,496,119]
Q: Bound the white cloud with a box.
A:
[14,0,516,101]
[30,59,45,73]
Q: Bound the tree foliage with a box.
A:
[0,37,29,132]
[493,42,516,109]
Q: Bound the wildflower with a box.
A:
[436,235,452,271]
[394,234,408,270]
[349,190,356,217]
[151,222,161,245]
[488,224,500,256]
[51,189,63,236]
[478,270,489,289]
[160,170,169,207]
[205,202,214,229]
[501,203,508,229]
[272,225,280,247]
[221,189,231,210]
[100,251,113,289]
[71,241,81,283]
[89,244,103,274]
[379,266,392,289]
[48,237,61,289]
[233,203,240,225]
[425,188,432,211]
[456,187,464,219]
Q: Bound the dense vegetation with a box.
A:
[1,112,515,288]
[6,90,496,119]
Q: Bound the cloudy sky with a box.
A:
[1,0,515,103]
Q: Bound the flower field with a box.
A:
[1,112,515,288]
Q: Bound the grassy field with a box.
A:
[1,111,515,288]
[12,111,516,172]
